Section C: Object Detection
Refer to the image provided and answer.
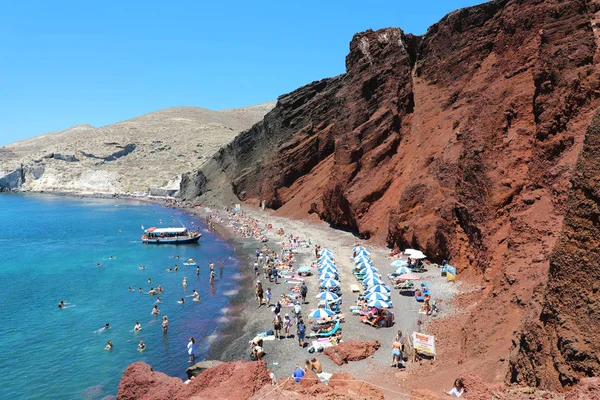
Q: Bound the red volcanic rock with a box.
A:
[117,360,270,400]
[565,378,600,400]
[183,0,600,393]
[323,340,381,366]
[253,372,385,399]
[117,362,184,400]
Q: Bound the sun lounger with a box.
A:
[310,320,341,337]
[350,284,360,292]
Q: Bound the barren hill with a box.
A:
[181,0,600,391]
[0,102,274,194]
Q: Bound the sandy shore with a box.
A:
[182,204,460,398]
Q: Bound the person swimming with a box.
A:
[174,265,179,272]
[128,286,133,291]
[147,288,157,295]
[196,266,200,275]
[139,265,145,270]
[182,277,187,287]
[133,321,142,331]
[147,278,152,284]
[138,340,146,351]
[58,300,65,309]
[156,296,161,303]
[192,290,200,302]
[152,305,160,315]
[105,340,113,351]
[138,287,143,293]
[178,297,185,304]
[96,323,110,333]
[209,270,216,282]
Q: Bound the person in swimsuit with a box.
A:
[138,340,146,351]
[182,277,187,287]
[152,305,160,315]
[272,313,282,340]
[133,321,142,331]
[392,339,402,367]
[283,314,292,338]
[196,266,200,275]
[162,316,168,333]
[192,290,200,302]
[104,340,113,351]
[209,270,215,282]
[58,300,65,309]
[178,297,185,304]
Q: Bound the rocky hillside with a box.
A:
[0,103,274,194]
[182,0,600,391]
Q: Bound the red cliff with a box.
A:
[181,0,600,392]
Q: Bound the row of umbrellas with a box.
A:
[353,246,392,309]
[309,249,341,319]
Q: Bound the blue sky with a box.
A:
[0,0,484,145]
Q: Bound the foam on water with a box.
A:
[0,194,242,399]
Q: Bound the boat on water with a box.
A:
[141,227,201,244]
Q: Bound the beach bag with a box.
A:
[266,329,274,336]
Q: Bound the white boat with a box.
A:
[141,227,201,244]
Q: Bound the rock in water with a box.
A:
[185,360,224,379]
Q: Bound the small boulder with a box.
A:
[324,340,381,366]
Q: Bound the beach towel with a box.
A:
[317,372,333,384]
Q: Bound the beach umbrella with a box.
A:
[359,266,378,274]
[363,276,384,286]
[365,284,391,294]
[319,249,333,256]
[390,259,409,268]
[394,266,412,275]
[316,291,339,302]
[320,279,340,288]
[365,292,389,301]
[355,249,372,257]
[404,249,419,255]
[355,261,373,270]
[318,259,336,267]
[367,299,391,309]
[297,265,311,274]
[352,245,366,252]
[319,265,338,274]
[319,271,337,280]
[354,254,372,264]
[410,252,427,260]
[395,273,421,281]
[319,254,334,262]
[309,308,335,319]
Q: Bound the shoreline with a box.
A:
[5,191,460,397]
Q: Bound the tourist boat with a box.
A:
[141,227,201,244]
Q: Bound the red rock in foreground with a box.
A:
[117,360,385,400]
[323,340,381,366]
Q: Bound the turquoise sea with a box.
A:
[0,194,241,399]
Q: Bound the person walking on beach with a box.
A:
[272,313,283,340]
[392,338,402,368]
[254,261,259,277]
[283,314,292,338]
[162,316,169,333]
[297,317,306,348]
[293,301,302,323]
[273,265,278,284]
[256,282,264,306]
[265,288,272,307]
[187,337,197,363]
[300,282,308,304]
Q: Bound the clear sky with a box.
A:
[0,0,485,145]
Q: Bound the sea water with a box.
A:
[0,194,241,399]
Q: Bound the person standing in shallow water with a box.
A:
[187,337,197,363]
[162,316,168,333]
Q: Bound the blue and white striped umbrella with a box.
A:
[355,260,374,270]
[363,276,384,286]
[318,259,336,267]
[365,284,391,294]
[309,308,335,319]
[390,259,409,267]
[319,271,337,280]
[319,265,338,274]
[319,249,333,256]
[367,299,391,309]
[394,266,412,275]
[320,279,340,288]
[365,292,390,301]
[354,254,372,264]
[352,246,366,252]
[355,249,372,257]
[319,254,334,262]
[316,291,339,301]
[359,266,378,274]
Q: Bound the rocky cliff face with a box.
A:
[0,103,274,194]
[182,0,600,390]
